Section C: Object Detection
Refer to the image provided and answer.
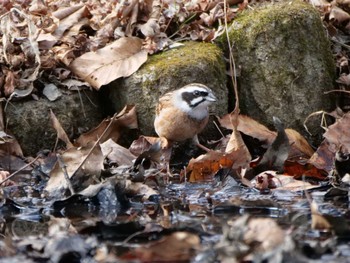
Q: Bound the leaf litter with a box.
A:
[1,0,350,262]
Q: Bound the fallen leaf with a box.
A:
[271,173,321,191]
[244,217,286,253]
[245,117,290,180]
[323,112,350,153]
[50,109,74,149]
[0,8,41,98]
[52,5,91,38]
[0,104,23,157]
[285,129,314,158]
[75,105,138,147]
[100,139,136,166]
[129,232,200,261]
[0,170,15,187]
[311,201,332,230]
[129,136,160,157]
[219,114,313,158]
[219,114,275,146]
[336,74,350,85]
[308,140,335,173]
[139,18,160,37]
[187,151,234,182]
[225,110,251,170]
[284,160,327,180]
[45,142,104,198]
[125,0,139,36]
[69,37,148,89]
[123,179,158,201]
[330,5,350,23]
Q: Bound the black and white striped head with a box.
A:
[173,83,216,119]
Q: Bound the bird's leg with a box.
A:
[193,135,212,152]
[159,137,171,150]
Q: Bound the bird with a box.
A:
[154,83,217,150]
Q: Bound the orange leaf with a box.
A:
[284,160,328,180]
[187,151,234,182]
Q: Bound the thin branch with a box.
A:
[224,0,239,112]
[0,155,40,186]
[324,89,350,94]
[57,153,75,195]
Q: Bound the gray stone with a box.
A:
[217,0,336,144]
[5,90,104,156]
[105,41,228,141]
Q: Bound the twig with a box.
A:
[331,37,350,51]
[324,89,350,95]
[74,112,119,173]
[0,155,40,186]
[224,0,239,112]
[57,153,75,195]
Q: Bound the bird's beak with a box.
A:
[207,93,217,102]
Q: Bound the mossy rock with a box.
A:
[104,41,228,141]
[217,0,336,143]
[6,90,104,156]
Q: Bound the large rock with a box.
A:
[6,90,105,156]
[104,41,228,141]
[218,1,336,143]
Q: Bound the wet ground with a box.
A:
[1,167,350,263]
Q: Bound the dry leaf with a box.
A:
[219,114,277,146]
[130,232,200,261]
[0,105,23,157]
[52,5,91,38]
[330,5,350,23]
[311,201,332,230]
[308,140,335,172]
[139,18,160,37]
[75,105,138,147]
[129,136,160,156]
[69,37,148,89]
[336,74,350,85]
[125,0,139,36]
[219,114,314,158]
[271,173,321,191]
[284,160,327,180]
[225,110,251,170]
[285,129,314,158]
[100,139,136,166]
[50,109,74,149]
[245,117,290,180]
[123,179,158,201]
[244,217,286,253]
[187,151,234,182]
[0,8,41,98]
[45,142,104,198]
[0,170,15,187]
[323,112,350,153]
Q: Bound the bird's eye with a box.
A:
[193,91,201,96]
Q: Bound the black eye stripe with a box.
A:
[182,92,194,105]
[181,90,209,108]
[194,91,208,97]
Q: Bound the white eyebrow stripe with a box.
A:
[182,86,208,93]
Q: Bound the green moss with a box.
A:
[216,0,335,84]
[220,1,321,50]
[139,42,225,89]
